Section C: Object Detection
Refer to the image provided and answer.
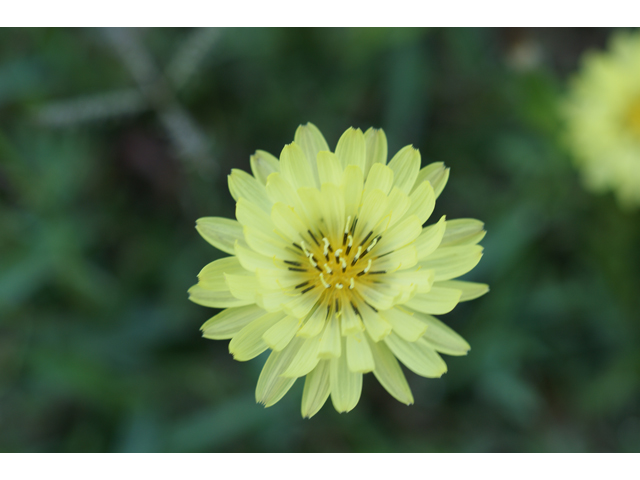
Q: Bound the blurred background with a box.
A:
[1,27,639,452]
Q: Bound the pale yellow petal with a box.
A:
[283,335,322,377]
[372,244,418,272]
[234,241,275,272]
[225,273,259,302]
[297,304,329,338]
[265,172,302,210]
[381,307,428,342]
[404,180,435,225]
[229,311,285,361]
[364,127,388,175]
[364,163,394,195]
[414,162,449,199]
[387,145,421,194]
[340,300,365,336]
[235,197,275,232]
[384,333,448,378]
[415,216,446,261]
[283,288,322,319]
[381,268,434,294]
[294,122,328,184]
[317,151,343,185]
[243,225,293,259]
[255,267,307,291]
[385,187,411,228]
[280,142,318,189]
[255,288,294,312]
[196,217,246,255]
[412,312,471,356]
[301,360,331,418]
[197,256,245,290]
[188,284,252,308]
[255,337,304,407]
[263,315,301,351]
[250,150,280,185]
[296,187,324,233]
[435,280,489,302]
[357,301,392,342]
[201,304,267,340]
[320,183,346,242]
[330,338,363,413]
[341,165,364,221]
[375,215,422,257]
[394,286,417,305]
[271,202,307,244]
[356,283,396,311]
[228,168,271,213]
[419,245,483,281]
[346,332,375,373]
[318,315,341,358]
[440,219,486,247]
[335,127,366,172]
[368,335,413,405]
[403,285,462,315]
[354,189,389,240]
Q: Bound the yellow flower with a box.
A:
[563,30,640,207]
[190,123,487,417]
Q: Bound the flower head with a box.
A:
[563,30,640,207]
[190,123,487,417]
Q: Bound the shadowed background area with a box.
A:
[1,27,639,452]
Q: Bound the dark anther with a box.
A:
[359,231,373,246]
[308,230,320,246]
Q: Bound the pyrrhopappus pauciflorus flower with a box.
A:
[190,123,488,417]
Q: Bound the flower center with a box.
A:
[302,216,382,291]
[624,96,640,138]
[287,215,385,309]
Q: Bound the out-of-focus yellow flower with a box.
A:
[563,30,640,207]
[190,123,487,417]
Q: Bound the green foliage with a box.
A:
[1,27,639,452]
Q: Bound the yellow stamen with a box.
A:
[363,259,372,274]
[322,237,330,257]
[319,273,331,288]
